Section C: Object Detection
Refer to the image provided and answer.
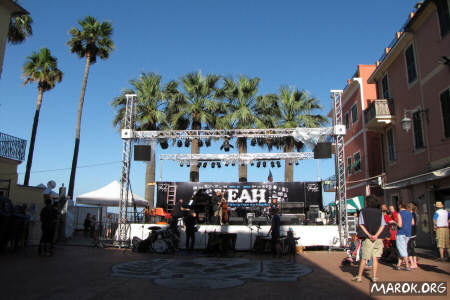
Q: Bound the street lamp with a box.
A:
[400,108,428,133]
[400,112,412,132]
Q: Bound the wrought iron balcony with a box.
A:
[0,132,27,161]
[364,99,396,130]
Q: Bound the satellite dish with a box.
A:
[47,180,56,190]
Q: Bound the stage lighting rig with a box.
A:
[276,161,281,168]
[289,160,293,165]
[203,162,207,168]
[185,139,190,147]
[295,160,299,165]
[217,162,221,168]
[225,162,229,167]
[250,138,257,146]
[198,139,203,147]
[257,161,261,168]
[186,161,190,167]
[177,140,183,147]
[197,162,202,168]
[263,161,267,168]
[232,161,236,166]
[179,161,184,167]
[250,161,254,166]
[211,162,216,168]
[205,138,211,147]
[271,161,275,168]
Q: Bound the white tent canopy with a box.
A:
[76,181,148,207]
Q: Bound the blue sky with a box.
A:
[1,0,419,205]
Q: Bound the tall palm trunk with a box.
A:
[144,149,156,208]
[284,143,294,182]
[238,138,247,182]
[68,55,91,199]
[24,88,44,186]
[190,121,201,182]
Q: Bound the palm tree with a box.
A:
[276,86,327,181]
[218,75,267,182]
[166,71,224,182]
[67,16,114,199]
[8,1,32,44]
[22,48,63,185]
[111,73,168,208]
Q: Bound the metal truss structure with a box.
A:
[117,94,136,246]
[331,90,348,246]
[117,92,348,247]
[160,152,314,163]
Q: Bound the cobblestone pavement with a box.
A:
[0,245,449,300]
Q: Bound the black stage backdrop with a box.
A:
[157,181,322,210]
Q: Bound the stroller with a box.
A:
[342,235,361,266]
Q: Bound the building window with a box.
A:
[441,88,450,138]
[387,128,396,162]
[413,111,425,149]
[345,112,350,129]
[436,0,450,37]
[405,44,417,84]
[347,157,352,175]
[351,104,358,123]
[381,74,390,99]
[353,152,361,172]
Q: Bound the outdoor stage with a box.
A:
[124,223,340,250]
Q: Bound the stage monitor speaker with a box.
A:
[254,216,269,225]
[229,216,244,225]
[134,145,152,161]
[314,142,332,159]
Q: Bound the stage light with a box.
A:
[289,160,293,165]
[197,162,202,168]
[185,139,190,147]
[232,161,236,166]
[250,161,254,166]
[250,138,257,146]
[220,139,233,152]
[263,161,267,168]
[217,162,221,168]
[211,162,215,168]
[205,138,211,147]
[295,160,299,165]
[186,161,190,167]
[198,139,203,147]
[257,161,261,168]
[179,161,184,167]
[271,161,275,168]
[177,140,183,147]
[160,139,169,149]
[203,162,207,168]
[225,162,229,167]
[240,162,245,166]
[276,161,281,168]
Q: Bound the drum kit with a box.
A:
[132,225,178,253]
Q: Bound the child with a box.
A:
[286,229,299,262]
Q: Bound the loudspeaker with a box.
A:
[314,142,332,159]
[228,216,244,225]
[134,145,152,161]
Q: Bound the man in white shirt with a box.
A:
[433,201,450,261]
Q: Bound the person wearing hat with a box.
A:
[433,201,449,261]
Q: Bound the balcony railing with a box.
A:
[0,132,27,161]
[364,99,395,128]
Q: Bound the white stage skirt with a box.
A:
[122,224,340,250]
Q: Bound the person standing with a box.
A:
[267,208,281,258]
[83,213,91,237]
[433,201,449,261]
[39,199,57,256]
[184,212,197,252]
[353,196,386,283]
[407,203,418,268]
[395,201,414,271]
